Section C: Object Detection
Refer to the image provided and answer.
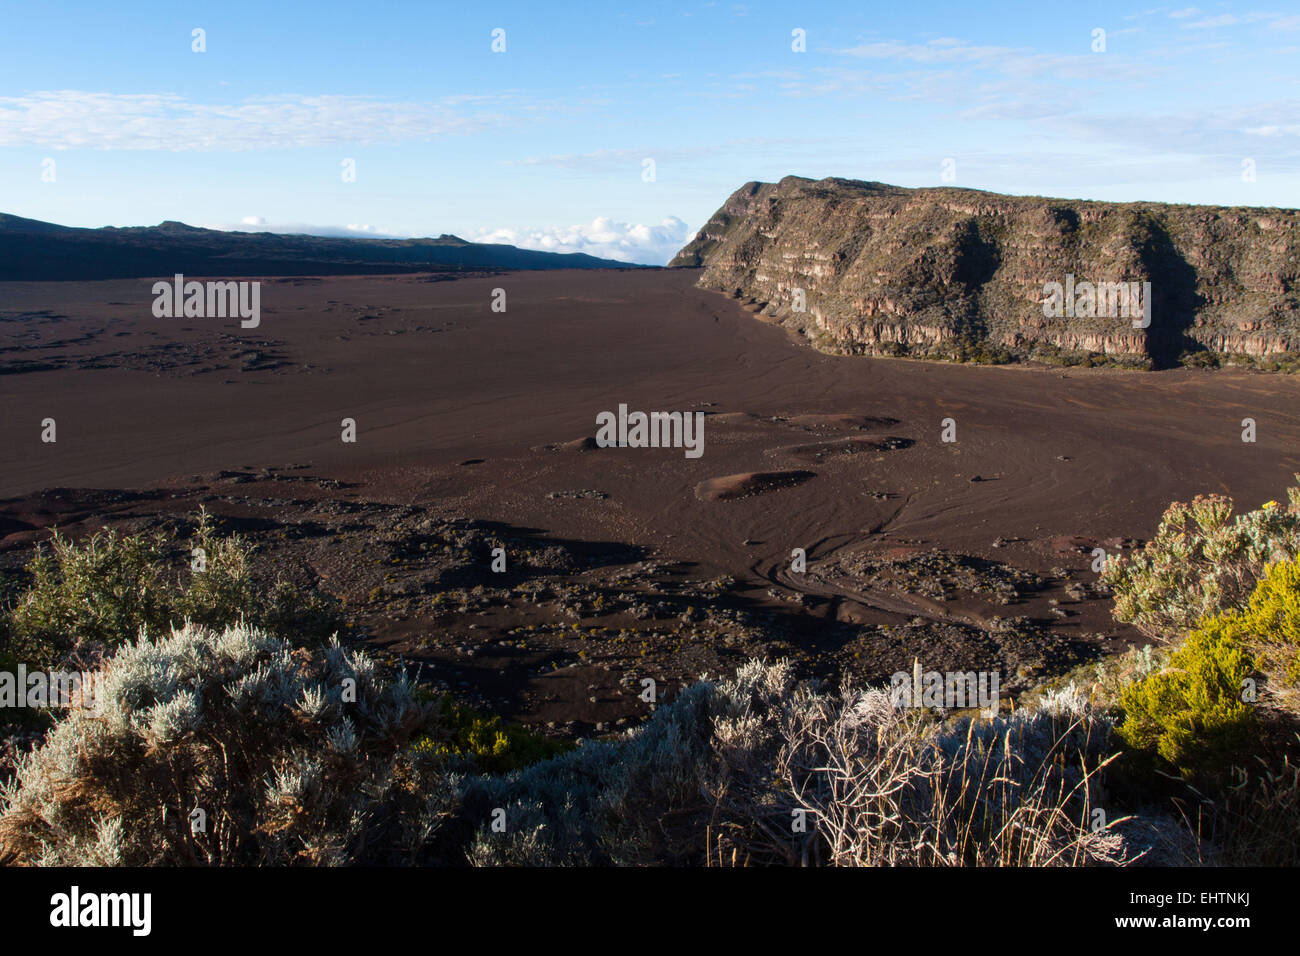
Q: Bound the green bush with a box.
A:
[6,526,173,663]
[1117,610,1256,776]
[1112,539,1300,778]
[1116,552,1300,777]
[3,510,341,666]
[1228,555,1300,693]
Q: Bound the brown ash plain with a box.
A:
[3,267,1300,733]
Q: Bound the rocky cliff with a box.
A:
[670,177,1300,368]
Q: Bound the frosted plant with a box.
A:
[702,661,1196,867]
[296,685,331,722]
[0,621,433,866]
[1,641,1208,868]
[327,717,358,754]
[1104,481,1300,639]
[1033,682,1091,720]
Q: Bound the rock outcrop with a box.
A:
[671,177,1300,367]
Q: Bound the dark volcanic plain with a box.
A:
[4,268,1300,732]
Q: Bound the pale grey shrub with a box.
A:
[464,681,718,865]
[0,622,435,866]
[708,665,1199,866]
[464,659,1195,867]
[1103,487,1300,640]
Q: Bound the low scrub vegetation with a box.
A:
[1,490,1298,866]
[0,627,1194,867]
[1116,554,1300,774]
[414,699,572,775]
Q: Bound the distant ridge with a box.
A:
[672,176,1300,368]
[0,214,648,280]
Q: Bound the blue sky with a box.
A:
[2,0,1299,263]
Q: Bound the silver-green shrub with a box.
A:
[462,680,718,865]
[3,639,1198,867]
[0,622,434,865]
[723,663,1202,866]
[463,660,1197,867]
[5,510,340,667]
[1102,482,1300,640]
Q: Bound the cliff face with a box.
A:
[670,177,1300,367]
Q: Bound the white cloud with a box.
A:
[182,216,691,262]
[202,220,404,239]
[504,138,821,171]
[503,147,659,171]
[474,216,691,265]
[837,36,1156,83]
[1180,10,1299,29]
[0,90,518,150]
[1185,14,1247,28]
[840,39,1015,65]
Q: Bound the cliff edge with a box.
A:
[671,177,1300,368]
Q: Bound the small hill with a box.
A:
[0,215,647,280]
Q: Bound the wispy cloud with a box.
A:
[838,36,1156,83]
[502,147,666,171]
[0,90,522,150]
[501,138,815,172]
[1178,9,1300,29]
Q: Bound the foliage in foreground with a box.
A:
[1231,556,1300,699]
[0,624,1197,867]
[4,490,1299,866]
[1200,759,1300,866]
[413,698,573,775]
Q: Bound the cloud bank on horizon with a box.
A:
[199,215,687,265]
[474,216,690,265]
[209,217,403,239]
[2,0,1298,258]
